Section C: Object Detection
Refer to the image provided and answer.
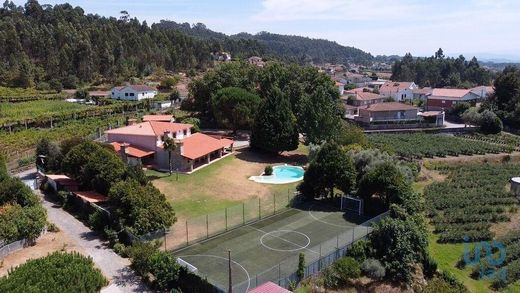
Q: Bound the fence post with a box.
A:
[258,197,261,219]
[278,263,281,284]
[351,228,355,243]
[206,214,209,238]
[242,203,245,225]
[186,220,189,246]
[225,208,228,231]
[273,193,276,214]
[287,189,290,206]
[319,244,322,270]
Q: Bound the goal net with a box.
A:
[340,196,364,215]
[176,257,198,273]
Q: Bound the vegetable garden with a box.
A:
[425,163,520,243]
[368,133,513,159]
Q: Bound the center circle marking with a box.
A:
[260,230,311,252]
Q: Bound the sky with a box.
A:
[12,0,520,60]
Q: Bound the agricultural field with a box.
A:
[457,132,520,151]
[0,100,88,124]
[368,133,513,159]
[0,113,135,158]
[424,162,520,291]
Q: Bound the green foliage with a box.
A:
[178,117,201,133]
[159,77,180,90]
[361,258,386,280]
[299,142,356,199]
[250,86,299,153]
[0,203,46,242]
[357,161,410,208]
[448,102,470,119]
[36,137,62,172]
[108,180,176,236]
[0,251,107,292]
[297,252,305,280]
[391,51,491,88]
[0,155,8,180]
[0,177,39,207]
[346,239,373,263]
[88,209,110,232]
[370,211,428,283]
[416,276,469,293]
[425,163,520,243]
[264,165,273,176]
[334,123,367,147]
[211,87,261,132]
[322,257,360,288]
[368,133,511,159]
[479,110,503,134]
[422,253,438,278]
[485,66,520,130]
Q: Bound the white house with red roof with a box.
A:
[379,81,418,102]
[105,118,233,173]
[426,88,480,110]
[111,85,157,101]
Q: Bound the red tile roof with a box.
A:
[142,115,175,122]
[345,91,384,101]
[74,191,107,203]
[105,121,192,136]
[111,142,155,158]
[431,88,471,99]
[181,133,234,160]
[248,282,291,293]
[379,81,415,93]
[364,102,418,112]
[46,175,79,186]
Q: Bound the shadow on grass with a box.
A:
[235,149,307,165]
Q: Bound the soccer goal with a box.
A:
[340,196,364,215]
[176,257,198,273]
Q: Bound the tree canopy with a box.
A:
[484,66,520,130]
[391,50,492,88]
[299,142,356,199]
[211,87,261,132]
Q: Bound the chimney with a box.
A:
[120,143,129,162]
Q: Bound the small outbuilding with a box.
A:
[511,177,520,196]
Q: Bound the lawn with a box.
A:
[147,147,307,219]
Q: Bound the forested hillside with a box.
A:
[0,1,261,88]
[155,21,374,65]
[391,49,493,88]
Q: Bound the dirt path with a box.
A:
[424,151,520,164]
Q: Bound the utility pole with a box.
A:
[228,250,233,293]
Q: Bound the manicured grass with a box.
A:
[147,148,304,219]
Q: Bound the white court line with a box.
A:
[308,207,355,228]
[249,226,318,254]
[179,254,251,293]
[260,230,311,252]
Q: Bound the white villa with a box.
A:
[379,81,418,102]
[111,85,157,101]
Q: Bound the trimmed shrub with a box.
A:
[361,258,385,280]
[332,257,360,286]
[0,251,107,292]
[346,239,372,263]
[264,165,273,176]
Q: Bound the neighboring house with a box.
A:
[412,87,433,100]
[111,85,157,101]
[356,102,419,124]
[426,88,480,110]
[105,121,234,173]
[470,86,494,99]
[379,81,418,101]
[88,91,110,99]
[45,175,79,192]
[248,282,291,293]
[142,115,175,123]
[345,72,372,87]
[248,56,265,67]
[343,88,385,107]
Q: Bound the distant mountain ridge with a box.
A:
[154,21,374,65]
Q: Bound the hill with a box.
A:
[154,21,374,65]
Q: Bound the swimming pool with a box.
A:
[249,165,305,184]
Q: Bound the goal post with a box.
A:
[176,257,198,273]
[340,195,364,215]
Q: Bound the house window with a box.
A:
[125,93,129,97]
[130,93,135,96]
[441,100,445,104]
[111,92,114,95]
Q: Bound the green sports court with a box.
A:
[173,201,383,293]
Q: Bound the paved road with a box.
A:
[17,170,150,293]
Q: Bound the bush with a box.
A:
[332,257,361,286]
[0,251,107,292]
[422,254,438,278]
[479,110,503,134]
[104,227,119,247]
[297,252,305,280]
[88,210,109,231]
[346,239,372,263]
[322,266,340,289]
[264,165,273,176]
[57,191,69,206]
[113,243,127,257]
[361,258,385,280]
[47,222,60,232]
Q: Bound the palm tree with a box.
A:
[162,136,176,175]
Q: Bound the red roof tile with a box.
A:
[379,81,415,93]
[46,175,79,186]
[111,142,155,158]
[364,102,418,112]
[105,122,192,136]
[74,191,107,203]
[431,88,471,98]
[142,115,175,122]
[248,282,291,293]
[181,133,234,160]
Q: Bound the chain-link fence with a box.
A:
[232,211,389,292]
[166,189,299,250]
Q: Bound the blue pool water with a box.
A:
[249,165,305,184]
